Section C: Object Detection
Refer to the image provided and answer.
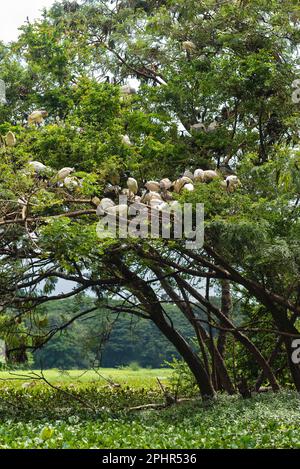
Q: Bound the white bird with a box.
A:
[120,85,137,96]
[173,176,193,193]
[207,120,219,132]
[96,198,115,216]
[127,177,138,195]
[203,170,218,182]
[190,123,206,133]
[182,41,196,51]
[28,110,48,126]
[141,191,162,205]
[182,183,194,191]
[57,167,75,180]
[121,134,132,145]
[150,200,169,212]
[28,161,47,173]
[225,175,241,192]
[145,180,160,192]
[128,202,146,216]
[160,178,172,190]
[194,169,205,182]
[5,131,16,147]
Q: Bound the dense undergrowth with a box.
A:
[0,372,299,448]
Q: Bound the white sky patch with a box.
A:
[0,0,55,43]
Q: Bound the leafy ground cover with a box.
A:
[0,369,299,449]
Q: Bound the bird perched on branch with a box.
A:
[5,131,16,147]
[141,191,162,204]
[28,161,48,174]
[190,122,206,133]
[203,170,218,182]
[127,177,138,196]
[225,175,241,192]
[182,183,194,192]
[207,120,219,132]
[0,79,7,104]
[28,109,48,126]
[159,178,172,191]
[182,40,196,52]
[173,176,193,193]
[96,198,115,216]
[145,180,160,192]
[121,134,132,146]
[17,197,28,220]
[120,84,137,96]
[194,169,205,182]
[57,167,75,180]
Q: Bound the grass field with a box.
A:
[0,368,299,449]
[0,367,172,388]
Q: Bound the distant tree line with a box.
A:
[32,297,202,369]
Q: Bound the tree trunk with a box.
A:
[150,311,216,398]
[179,277,280,392]
[218,279,232,358]
[173,275,234,394]
[216,279,232,390]
[255,337,283,391]
[112,257,216,399]
[273,312,300,391]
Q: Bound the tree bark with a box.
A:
[156,270,234,394]
[218,279,232,358]
[255,337,283,391]
[111,257,216,398]
[178,277,280,392]
[272,312,300,391]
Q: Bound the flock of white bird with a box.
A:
[94,170,241,219]
[15,155,241,220]
[2,92,241,221]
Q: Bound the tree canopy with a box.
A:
[0,0,299,398]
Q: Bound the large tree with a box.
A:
[0,0,299,398]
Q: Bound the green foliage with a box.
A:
[0,380,299,448]
[0,0,299,399]
[31,298,197,369]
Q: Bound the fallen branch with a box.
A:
[127,397,201,412]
